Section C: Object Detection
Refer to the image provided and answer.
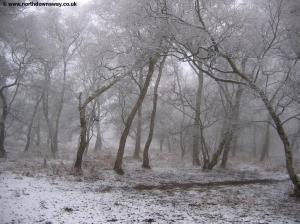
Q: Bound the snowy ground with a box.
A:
[0,157,300,224]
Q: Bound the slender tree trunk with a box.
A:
[200,123,210,169]
[0,91,7,158]
[133,103,142,158]
[74,95,87,172]
[192,72,203,166]
[252,124,257,157]
[133,70,143,159]
[34,114,41,147]
[231,86,244,157]
[175,67,186,159]
[73,77,119,172]
[42,68,56,157]
[142,56,166,169]
[248,81,300,194]
[94,102,102,151]
[221,86,243,168]
[94,124,102,151]
[114,56,158,174]
[159,137,164,152]
[220,131,233,168]
[52,61,67,156]
[167,136,171,152]
[24,96,42,152]
[260,115,271,161]
[207,129,232,170]
[291,123,300,152]
[225,57,300,193]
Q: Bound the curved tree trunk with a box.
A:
[114,56,158,174]
[248,81,300,194]
[223,56,300,193]
[142,56,166,169]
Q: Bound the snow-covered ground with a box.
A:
[0,157,300,224]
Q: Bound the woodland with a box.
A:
[0,0,300,223]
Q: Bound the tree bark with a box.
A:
[42,66,56,157]
[52,61,67,156]
[24,96,42,152]
[167,136,172,152]
[74,94,87,173]
[226,56,300,194]
[248,80,300,194]
[133,91,142,158]
[207,129,232,170]
[0,91,7,158]
[142,56,166,169]
[94,102,102,151]
[260,115,272,161]
[159,137,164,152]
[73,77,120,172]
[192,71,203,166]
[114,56,158,174]
[230,85,244,157]
[34,114,41,147]
[221,85,243,168]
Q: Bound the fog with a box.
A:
[0,0,300,223]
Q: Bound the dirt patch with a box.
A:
[134,178,289,191]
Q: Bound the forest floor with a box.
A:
[0,154,300,224]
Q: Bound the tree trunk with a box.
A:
[248,81,300,195]
[133,71,143,159]
[52,61,67,156]
[114,56,158,174]
[192,71,203,166]
[225,56,300,194]
[221,85,243,168]
[252,125,257,157]
[230,85,244,157]
[142,56,166,169]
[94,125,102,151]
[73,77,119,172]
[94,102,102,151]
[291,123,300,152]
[0,91,7,158]
[198,120,210,169]
[175,66,187,159]
[260,115,272,161]
[34,115,41,147]
[220,131,233,168]
[74,96,87,173]
[133,103,142,159]
[159,137,164,152]
[42,68,56,157]
[24,96,42,152]
[207,129,232,170]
